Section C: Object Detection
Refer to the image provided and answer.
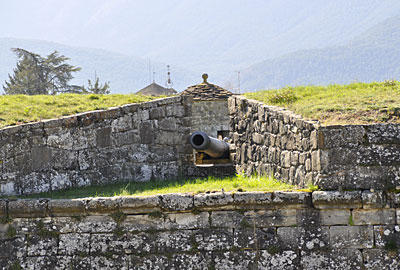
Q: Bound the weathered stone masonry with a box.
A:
[229,96,400,191]
[0,96,233,196]
[1,191,400,269]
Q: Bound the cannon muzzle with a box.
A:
[189,131,229,158]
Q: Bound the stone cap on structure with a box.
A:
[179,74,233,101]
[2,190,397,218]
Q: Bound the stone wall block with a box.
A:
[58,233,91,256]
[272,191,312,209]
[194,228,233,251]
[373,225,400,249]
[233,192,273,206]
[330,226,374,249]
[362,191,386,209]
[48,199,86,217]
[194,193,234,209]
[159,194,193,211]
[119,196,160,214]
[313,191,362,209]
[319,126,366,149]
[86,197,120,215]
[8,199,48,218]
[353,209,396,225]
[320,209,351,225]
[367,124,400,144]
[165,212,209,230]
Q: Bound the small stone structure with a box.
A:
[1,190,400,269]
[180,74,233,139]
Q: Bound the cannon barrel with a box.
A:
[189,131,229,158]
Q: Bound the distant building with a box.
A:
[136,82,177,96]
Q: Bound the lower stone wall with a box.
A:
[1,191,400,269]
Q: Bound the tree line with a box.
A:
[3,48,110,95]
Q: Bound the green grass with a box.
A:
[0,93,158,129]
[245,80,400,125]
[9,175,306,200]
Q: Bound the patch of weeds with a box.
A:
[348,215,354,226]
[110,211,127,225]
[6,225,16,238]
[71,215,84,222]
[191,208,202,215]
[103,251,113,259]
[267,246,281,255]
[290,224,297,227]
[147,211,166,219]
[36,220,59,238]
[78,251,89,258]
[307,182,319,191]
[113,226,126,237]
[384,240,398,252]
[0,215,12,224]
[236,209,246,215]
[189,235,199,252]
[209,263,216,270]
[10,261,21,270]
[240,219,253,229]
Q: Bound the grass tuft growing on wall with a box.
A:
[11,175,305,200]
[0,93,158,129]
[245,81,400,125]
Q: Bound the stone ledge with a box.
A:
[8,199,48,218]
[48,199,85,217]
[312,191,362,209]
[5,191,398,217]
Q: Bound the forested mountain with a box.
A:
[240,16,400,91]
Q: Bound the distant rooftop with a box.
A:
[136,82,177,96]
[180,74,233,101]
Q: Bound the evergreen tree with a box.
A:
[3,48,81,95]
[82,76,110,94]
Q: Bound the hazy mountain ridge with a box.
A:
[2,0,400,84]
[240,15,400,91]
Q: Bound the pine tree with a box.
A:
[82,76,110,94]
[3,48,81,95]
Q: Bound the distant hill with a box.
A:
[240,16,400,91]
[0,38,198,94]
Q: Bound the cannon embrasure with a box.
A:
[189,131,231,165]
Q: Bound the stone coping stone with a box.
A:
[312,191,362,209]
[3,191,389,217]
[8,199,48,218]
[48,199,86,217]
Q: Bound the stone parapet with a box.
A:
[229,95,400,190]
[0,191,399,269]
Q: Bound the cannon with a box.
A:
[189,131,230,159]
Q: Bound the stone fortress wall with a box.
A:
[1,93,400,268]
[2,190,400,269]
[0,95,232,196]
[229,95,400,191]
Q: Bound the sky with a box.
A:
[2,0,400,92]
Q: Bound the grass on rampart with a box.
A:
[245,80,400,125]
[0,93,157,129]
[11,175,314,200]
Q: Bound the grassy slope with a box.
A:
[0,94,157,128]
[11,175,311,200]
[245,81,400,125]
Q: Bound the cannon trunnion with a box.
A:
[189,131,231,165]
